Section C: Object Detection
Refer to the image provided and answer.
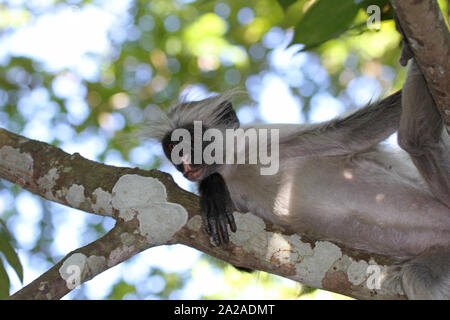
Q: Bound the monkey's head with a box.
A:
[144,92,240,181]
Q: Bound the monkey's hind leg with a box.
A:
[397,60,450,208]
[401,246,450,299]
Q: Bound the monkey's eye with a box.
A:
[168,143,175,152]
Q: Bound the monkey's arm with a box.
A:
[199,173,236,245]
[279,91,402,157]
[398,60,450,208]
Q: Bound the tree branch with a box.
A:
[390,0,450,132]
[9,221,148,300]
[0,128,405,299]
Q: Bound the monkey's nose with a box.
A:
[181,154,192,172]
[183,162,193,172]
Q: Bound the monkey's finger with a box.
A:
[200,202,212,236]
[218,215,229,244]
[226,211,237,233]
[204,218,212,236]
[211,200,226,245]
[224,193,237,233]
[215,202,230,242]
[211,219,222,246]
[207,208,221,245]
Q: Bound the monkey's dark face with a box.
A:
[160,100,239,181]
[162,123,222,181]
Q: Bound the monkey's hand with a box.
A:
[394,13,414,66]
[199,173,237,246]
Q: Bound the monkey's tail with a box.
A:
[400,245,450,299]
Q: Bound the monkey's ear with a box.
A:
[218,101,240,128]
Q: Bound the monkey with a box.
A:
[143,62,450,300]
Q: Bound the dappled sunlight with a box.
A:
[110,92,131,109]
[375,193,386,203]
[342,169,354,180]
[273,175,294,217]
[183,13,248,70]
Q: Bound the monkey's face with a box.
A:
[162,123,221,181]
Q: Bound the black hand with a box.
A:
[199,173,236,245]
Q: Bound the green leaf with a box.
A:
[0,233,23,283]
[0,259,10,300]
[107,280,136,300]
[283,0,310,28]
[293,0,360,48]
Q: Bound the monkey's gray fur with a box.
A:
[146,59,450,299]
[142,89,239,142]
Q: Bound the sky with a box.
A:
[0,0,396,299]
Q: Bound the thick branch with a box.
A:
[0,128,405,299]
[391,0,450,131]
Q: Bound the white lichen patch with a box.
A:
[0,146,34,180]
[330,254,352,272]
[224,211,398,295]
[137,203,188,244]
[294,241,342,288]
[186,215,202,232]
[217,210,398,296]
[91,187,113,216]
[119,208,137,222]
[66,184,85,208]
[59,253,106,289]
[232,218,342,288]
[111,175,167,209]
[37,168,59,200]
[110,174,188,245]
[266,233,294,266]
[229,213,268,257]
[266,233,313,267]
[287,234,314,258]
[228,212,318,271]
[55,188,66,199]
[347,260,369,286]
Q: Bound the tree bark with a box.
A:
[390,0,450,132]
[0,128,405,300]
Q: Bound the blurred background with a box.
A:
[0,0,448,299]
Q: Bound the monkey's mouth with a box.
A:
[183,167,204,181]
